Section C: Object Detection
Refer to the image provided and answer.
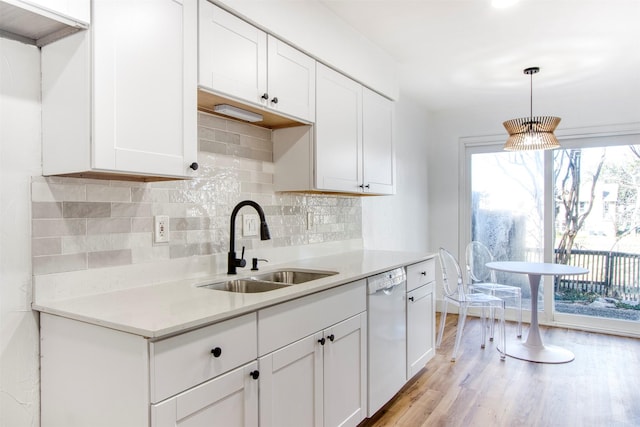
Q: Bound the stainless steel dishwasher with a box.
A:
[367,267,407,417]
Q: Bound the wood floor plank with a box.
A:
[359,314,640,427]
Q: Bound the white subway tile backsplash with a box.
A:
[32,219,87,238]
[32,237,62,257]
[31,112,362,277]
[32,202,63,219]
[33,253,87,275]
[32,181,86,202]
[88,249,132,269]
[87,218,132,235]
[86,184,131,202]
[63,202,111,218]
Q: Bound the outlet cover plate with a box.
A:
[154,215,170,243]
[243,214,259,237]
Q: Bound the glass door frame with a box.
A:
[460,123,640,338]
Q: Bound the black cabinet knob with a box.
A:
[249,370,260,380]
[318,338,326,346]
[261,93,269,100]
[409,296,415,302]
[271,97,278,104]
[210,347,222,358]
[359,184,370,189]
[421,271,427,276]
[327,334,335,342]
[190,162,199,171]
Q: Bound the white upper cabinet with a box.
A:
[41,0,198,180]
[198,0,315,123]
[362,87,395,194]
[274,64,395,195]
[28,0,89,22]
[0,0,89,46]
[266,35,316,122]
[315,63,363,193]
[198,0,267,105]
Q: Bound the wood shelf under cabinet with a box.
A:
[197,89,308,130]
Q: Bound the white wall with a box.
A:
[0,38,42,426]
[363,93,431,252]
[427,85,640,260]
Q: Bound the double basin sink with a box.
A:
[198,269,338,293]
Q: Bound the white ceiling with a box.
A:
[320,0,640,112]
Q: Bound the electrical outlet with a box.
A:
[243,214,259,237]
[154,215,170,243]
[307,212,314,230]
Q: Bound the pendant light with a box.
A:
[503,67,561,151]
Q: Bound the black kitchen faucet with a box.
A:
[228,200,271,274]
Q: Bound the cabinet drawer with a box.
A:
[150,313,257,403]
[258,280,366,356]
[406,258,435,291]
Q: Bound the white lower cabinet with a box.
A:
[259,313,367,427]
[151,361,259,427]
[406,259,437,379]
[40,312,258,427]
[39,264,435,426]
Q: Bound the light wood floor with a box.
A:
[360,314,640,427]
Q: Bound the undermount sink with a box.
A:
[197,269,338,293]
[250,269,337,284]
[198,279,289,293]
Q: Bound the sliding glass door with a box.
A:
[465,133,640,335]
[553,145,640,328]
[470,150,544,313]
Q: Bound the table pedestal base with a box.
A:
[506,340,575,364]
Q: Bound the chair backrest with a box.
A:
[438,248,467,299]
[465,241,495,283]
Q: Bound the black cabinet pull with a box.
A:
[327,334,335,342]
[420,271,427,276]
[271,97,278,104]
[409,296,415,302]
[249,370,260,380]
[359,184,371,189]
[318,337,325,346]
[190,162,199,171]
[210,347,222,358]
[261,93,269,100]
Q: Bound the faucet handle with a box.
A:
[236,246,247,268]
[251,258,269,271]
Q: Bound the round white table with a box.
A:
[486,261,589,364]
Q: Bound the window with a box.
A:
[463,128,640,336]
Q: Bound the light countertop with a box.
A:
[33,250,434,339]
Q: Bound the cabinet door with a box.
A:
[92,0,197,177]
[407,283,435,380]
[315,63,363,193]
[259,333,323,427]
[323,313,367,427]
[199,0,267,104]
[151,361,259,427]
[362,88,395,194]
[267,36,316,122]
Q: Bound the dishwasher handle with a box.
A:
[368,268,406,294]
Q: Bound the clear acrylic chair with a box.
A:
[436,248,506,362]
[465,241,522,339]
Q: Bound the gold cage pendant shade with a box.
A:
[503,116,561,150]
[503,67,561,151]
